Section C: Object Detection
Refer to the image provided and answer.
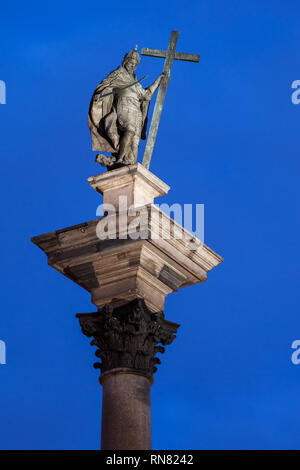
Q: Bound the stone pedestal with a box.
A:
[87,162,170,210]
[31,163,223,450]
[31,165,222,313]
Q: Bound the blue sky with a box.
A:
[0,0,300,450]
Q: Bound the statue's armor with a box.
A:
[88,47,158,165]
[117,68,151,137]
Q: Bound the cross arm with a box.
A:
[141,48,200,63]
[174,52,200,63]
[141,48,167,59]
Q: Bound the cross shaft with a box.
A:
[141,31,200,169]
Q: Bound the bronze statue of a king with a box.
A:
[88,47,164,169]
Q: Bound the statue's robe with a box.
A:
[88,66,150,153]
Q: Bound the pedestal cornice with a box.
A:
[31,207,223,311]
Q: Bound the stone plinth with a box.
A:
[87,163,170,210]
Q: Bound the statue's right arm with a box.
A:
[145,74,165,100]
[93,67,126,100]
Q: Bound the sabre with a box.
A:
[95,75,148,100]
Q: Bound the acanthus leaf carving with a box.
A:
[76,298,180,377]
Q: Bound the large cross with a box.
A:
[141,30,200,169]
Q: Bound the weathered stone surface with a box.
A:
[31,165,223,312]
[31,213,222,311]
[158,265,185,291]
[100,369,152,450]
[88,162,169,209]
[76,298,179,377]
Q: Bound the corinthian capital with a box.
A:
[76,299,180,378]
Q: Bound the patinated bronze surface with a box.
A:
[88,32,200,171]
[89,47,163,169]
[141,31,200,169]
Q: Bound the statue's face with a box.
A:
[124,58,138,73]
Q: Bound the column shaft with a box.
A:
[100,369,152,450]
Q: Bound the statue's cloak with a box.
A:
[88,66,149,153]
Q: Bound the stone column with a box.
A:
[100,369,152,450]
[76,298,179,450]
[31,163,223,449]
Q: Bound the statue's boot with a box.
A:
[95,154,116,167]
[114,156,124,164]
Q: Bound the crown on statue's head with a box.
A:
[122,45,141,65]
